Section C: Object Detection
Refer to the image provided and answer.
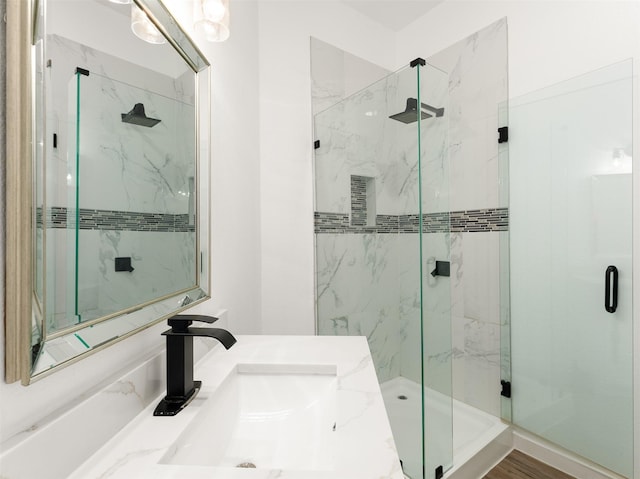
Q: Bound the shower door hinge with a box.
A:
[501,380,512,398]
[498,126,509,143]
[435,465,444,479]
[314,140,320,150]
[75,67,90,76]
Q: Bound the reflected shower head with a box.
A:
[121,103,161,127]
[389,98,444,124]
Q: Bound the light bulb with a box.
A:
[194,0,230,42]
[195,19,229,42]
[131,4,166,45]
[202,0,226,22]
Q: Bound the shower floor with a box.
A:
[381,377,508,479]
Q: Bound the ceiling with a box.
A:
[340,0,446,32]
[96,0,445,34]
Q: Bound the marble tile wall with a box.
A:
[313,68,421,218]
[316,234,402,382]
[427,18,508,417]
[313,42,407,383]
[310,37,390,116]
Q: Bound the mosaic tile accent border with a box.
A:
[38,207,195,232]
[315,207,508,234]
[450,208,508,232]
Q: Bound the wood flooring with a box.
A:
[483,450,577,479]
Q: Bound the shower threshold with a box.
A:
[381,377,509,479]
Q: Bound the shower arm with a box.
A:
[418,101,445,118]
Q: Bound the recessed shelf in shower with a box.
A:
[350,175,376,227]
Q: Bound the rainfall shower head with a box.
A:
[121,103,161,127]
[389,98,444,124]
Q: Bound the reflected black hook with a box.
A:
[431,260,450,277]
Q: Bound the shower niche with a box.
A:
[350,175,376,227]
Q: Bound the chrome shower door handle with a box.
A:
[605,265,618,313]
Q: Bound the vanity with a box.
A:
[68,336,403,478]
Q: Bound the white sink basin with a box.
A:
[161,363,338,471]
[66,336,404,479]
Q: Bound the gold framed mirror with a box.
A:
[6,0,211,384]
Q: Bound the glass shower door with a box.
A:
[418,61,453,477]
[314,60,452,478]
[509,60,633,477]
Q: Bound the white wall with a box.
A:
[257,0,396,334]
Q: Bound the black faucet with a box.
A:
[153,314,237,416]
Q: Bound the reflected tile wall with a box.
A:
[46,35,197,328]
[47,35,193,208]
[47,229,196,329]
[80,230,196,322]
[77,71,195,214]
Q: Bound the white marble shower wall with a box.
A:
[314,68,422,218]
[313,43,416,383]
[316,234,403,381]
[45,35,196,330]
[311,37,390,116]
[427,18,508,417]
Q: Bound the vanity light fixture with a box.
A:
[194,0,230,42]
[131,3,167,44]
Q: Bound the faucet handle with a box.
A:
[167,314,219,333]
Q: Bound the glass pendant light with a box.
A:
[194,0,230,42]
[131,3,167,44]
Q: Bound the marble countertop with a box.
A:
[69,335,404,479]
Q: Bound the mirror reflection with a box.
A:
[31,0,210,377]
